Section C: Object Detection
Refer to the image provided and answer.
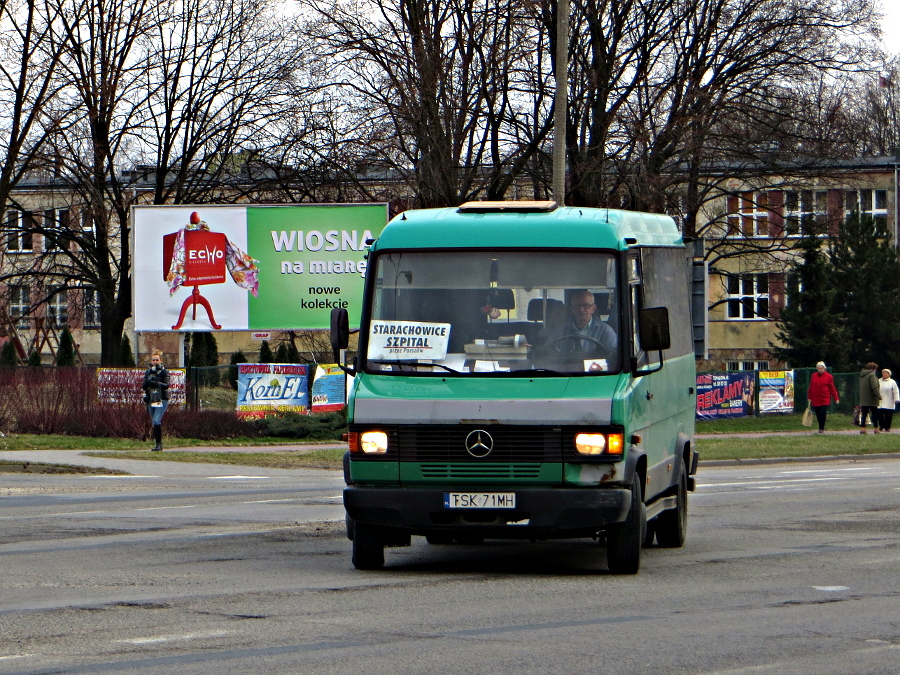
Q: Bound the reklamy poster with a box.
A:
[311,364,346,413]
[696,372,755,420]
[236,364,309,419]
[757,370,795,414]
[97,368,186,405]
[132,204,387,332]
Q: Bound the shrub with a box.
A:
[27,351,42,367]
[250,410,347,440]
[57,328,77,366]
[0,340,18,366]
[119,334,136,366]
[258,340,273,363]
[228,350,246,389]
[164,408,260,440]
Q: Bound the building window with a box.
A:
[48,286,68,328]
[727,192,769,238]
[83,287,101,328]
[726,360,770,371]
[726,274,769,320]
[783,190,827,236]
[8,284,31,329]
[43,209,68,253]
[845,189,888,230]
[5,210,34,252]
[81,210,95,248]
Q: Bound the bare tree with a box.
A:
[304,0,553,207]
[0,0,67,219]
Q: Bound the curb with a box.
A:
[700,452,900,468]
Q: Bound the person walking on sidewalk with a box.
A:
[807,361,840,433]
[877,369,899,432]
[142,349,170,451]
[858,361,881,434]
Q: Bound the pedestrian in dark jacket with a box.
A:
[858,362,881,434]
[807,361,839,433]
[142,349,170,451]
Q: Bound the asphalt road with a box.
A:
[0,454,898,674]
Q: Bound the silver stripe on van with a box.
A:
[353,398,612,425]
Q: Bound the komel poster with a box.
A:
[236,364,309,418]
[695,372,756,420]
[132,204,388,331]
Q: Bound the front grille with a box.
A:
[396,425,562,463]
[420,462,542,480]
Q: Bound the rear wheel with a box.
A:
[655,465,688,548]
[606,473,646,574]
[352,523,384,570]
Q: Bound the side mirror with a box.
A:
[330,307,349,360]
[639,306,671,352]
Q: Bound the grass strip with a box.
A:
[84,448,346,470]
[0,435,333,452]
[698,432,900,461]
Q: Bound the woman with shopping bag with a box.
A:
[807,361,839,434]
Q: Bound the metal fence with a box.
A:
[793,367,857,415]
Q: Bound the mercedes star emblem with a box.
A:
[464,429,494,458]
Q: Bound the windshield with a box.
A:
[363,251,621,375]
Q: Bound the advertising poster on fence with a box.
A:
[757,370,794,414]
[132,204,388,332]
[236,363,309,419]
[97,368,186,405]
[696,372,755,420]
[311,364,346,413]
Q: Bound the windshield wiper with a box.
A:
[507,367,567,376]
[371,360,462,374]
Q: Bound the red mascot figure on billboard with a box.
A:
[164,212,259,330]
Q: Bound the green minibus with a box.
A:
[330,201,698,573]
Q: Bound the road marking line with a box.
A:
[242,499,301,504]
[781,468,877,474]
[0,654,33,661]
[812,585,850,591]
[132,505,197,511]
[698,477,843,488]
[81,476,161,479]
[208,476,269,480]
[117,629,229,645]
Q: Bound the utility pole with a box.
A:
[552,0,569,205]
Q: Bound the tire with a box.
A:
[352,523,384,570]
[655,465,688,548]
[606,473,646,574]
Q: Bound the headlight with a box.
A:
[575,433,606,455]
[574,432,624,456]
[359,431,389,454]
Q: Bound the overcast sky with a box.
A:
[884,4,899,54]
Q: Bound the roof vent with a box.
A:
[457,200,558,213]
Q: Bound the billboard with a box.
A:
[133,204,388,331]
[695,372,755,420]
[236,363,310,418]
[757,370,794,414]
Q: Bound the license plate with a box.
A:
[443,492,516,509]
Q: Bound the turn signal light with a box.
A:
[607,433,624,455]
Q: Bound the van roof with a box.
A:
[375,204,684,250]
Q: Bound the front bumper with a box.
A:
[343,485,631,539]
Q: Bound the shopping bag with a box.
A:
[852,406,861,426]
[801,405,813,427]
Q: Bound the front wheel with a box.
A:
[352,523,384,570]
[655,465,688,548]
[606,473,646,574]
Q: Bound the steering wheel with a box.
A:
[541,335,606,354]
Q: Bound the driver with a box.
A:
[545,289,617,356]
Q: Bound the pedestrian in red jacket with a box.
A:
[807,361,840,433]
